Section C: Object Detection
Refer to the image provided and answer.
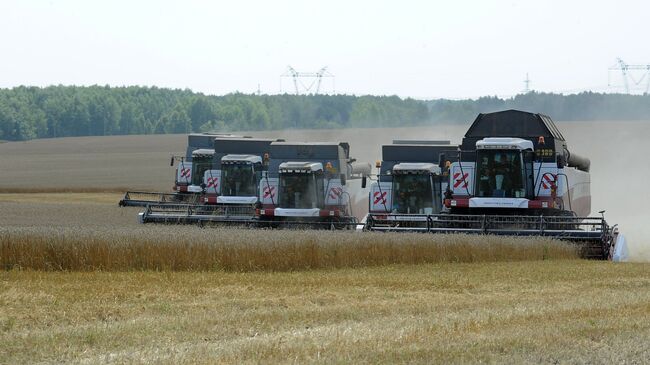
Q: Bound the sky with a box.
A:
[1,0,649,99]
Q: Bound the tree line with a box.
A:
[0,86,428,141]
[0,85,649,141]
[426,92,650,124]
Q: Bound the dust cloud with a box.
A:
[561,121,650,262]
[248,121,650,262]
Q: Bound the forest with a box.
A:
[0,85,649,141]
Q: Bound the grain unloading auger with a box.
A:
[365,110,626,260]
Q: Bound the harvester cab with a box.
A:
[444,110,591,215]
[217,154,263,203]
[200,137,279,206]
[391,163,442,214]
[184,149,215,194]
[278,161,326,210]
[467,138,536,201]
[257,142,371,228]
[365,140,456,230]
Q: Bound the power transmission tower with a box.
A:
[608,58,650,94]
[523,73,531,93]
[280,66,335,94]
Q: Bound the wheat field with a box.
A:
[2,261,649,364]
[1,227,578,271]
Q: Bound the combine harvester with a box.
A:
[139,137,282,223]
[255,141,371,228]
[140,141,371,228]
[119,133,238,207]
[365,140,456,227]
[366,110,626,260]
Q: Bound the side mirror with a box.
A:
[438,153,446,169]
[170,157,175,166]
[340,173,346,186]
[361,176,367,189]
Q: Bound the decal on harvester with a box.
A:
[329,187,343,200]
[541,174,555,190]
[373,191,387,205]
[180,168,191,178]
[202,170,221,194]
[453,172,469,188]
[263,186,276,199]
[206,177,219,188]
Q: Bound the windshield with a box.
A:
[221,163,257,196]
[392,174,434,214]
[279,173,323,209]
[191,156,212,186]
[475,150,527,198]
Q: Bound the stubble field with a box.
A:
[1,121,649,363]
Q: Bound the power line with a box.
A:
[280,66,335,94]
[523,73,531,93]
[608,58,650,94]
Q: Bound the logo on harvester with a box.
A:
[329,187,343,200]
[206,177,218,188]
[541,174,555,190]
[453,172,469,188]
[180,168,191,178]
[263,186,276,199]
[373,191,387,205]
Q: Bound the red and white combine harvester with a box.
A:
[139,140,371,227]
[256,141,371,228]
[366,110,627,260]
[119,133,239,207]
[138,137,282,224]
